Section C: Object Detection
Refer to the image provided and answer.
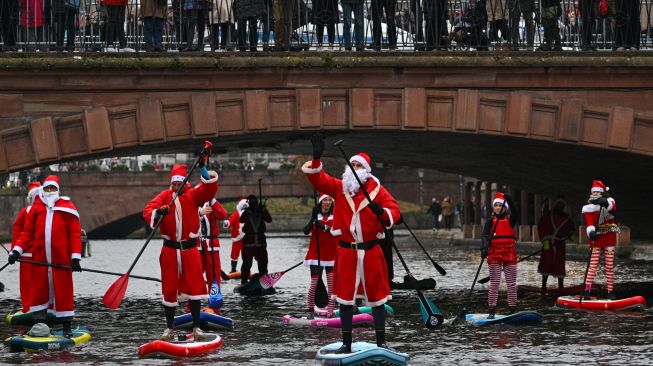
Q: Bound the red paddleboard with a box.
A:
[556,295,647,311]
[138,333,222,359]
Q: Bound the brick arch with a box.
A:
[2,89,652,174]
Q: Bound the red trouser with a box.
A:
[160,245,208,306]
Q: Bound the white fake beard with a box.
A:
[342,166,369,195]
[43,191,59,206]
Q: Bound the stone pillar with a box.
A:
[484,181,492,225]
[532,194,542,242]
[473,181,483,238]
[463,181,473,238]
[519,190,532,241]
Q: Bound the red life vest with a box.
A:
[488,216,517,264]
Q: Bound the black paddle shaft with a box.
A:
[334,141,440,328]
[477,249,542,284]
[313,191,329,308]
[17,259,161,282]
[125,142,212,275]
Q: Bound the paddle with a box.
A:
[0,262,9,273]
[579,205,603,306]
[452,198,506,324]
[399,217,446,276]
[477,249,543,284]
[207,239,223,309]
[14,259,161,282]
[102,140,213,309]
[313,191,329,309]
[334,139,442,329]
[220,270,230,281]
[259,261,303,289]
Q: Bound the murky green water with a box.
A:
[1,235,652,365]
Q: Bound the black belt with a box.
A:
[339,240,378,251]
[163,238,198,251]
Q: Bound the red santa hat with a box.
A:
[42,175,60,190]
[236,198,249,213]
[591,180,609,193]
[27,181,41,202]
[27,181,41,192]
[318,194,334,203]
[170,164,187,183]
[492,192,509,208]
[350,152,371,173]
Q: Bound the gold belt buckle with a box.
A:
[351,242,358,250]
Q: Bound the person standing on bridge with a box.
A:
[480,192,518,319]
[142,155,219,342]
[302,194,337,317]
[8,175,82,338]
[239,194,272,284]
[303,134,401,353]
[225,198,247,273]
[198,196,228,311]
[10,181,42,313]
[537,196,577,293]
[582,180,619,300]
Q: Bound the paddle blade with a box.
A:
[478,276,491,284]
[417,292,443,329]
[315,278,329,309]
[220,270,230,281]
[102,274,129,309]
[259,271,283,289]
[208,279,223,309]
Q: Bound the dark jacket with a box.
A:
[240,206,272,247]
[427,202,442,217]
[232,0,267,20]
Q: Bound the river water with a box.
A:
[1,235,652,365]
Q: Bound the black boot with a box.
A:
[63,320,73,338]
[558,278,564,289]
[581,290,592,300]
[487,307,496,319]
[231,261,238,273]
[375,330,387,348]
[607,292,616,300]
[508,306,517,315]
[335,331,352,354]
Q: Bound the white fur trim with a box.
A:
[330,229,342,236]
[383,207,394,229]
[171,175,186,183]
[366,295,392,307]
[201,171,219,184]
[318,194,333,203]
[22,253,32,258]
[301,161,323,174]
[150,211,159,229]
[586,226,596,236]
[591,187,605,192]
[607,197,615,211]
[14,246,24,255]
[582,204,600,213]
[30,303,49,312]
[303,259,335,267]
[43,180,59,190]
[335,297,357,305]
[71,253,81,260]
[350,155,371,173]
[162,299,179,307]
[54,310,74,318]
[53,206,79,219]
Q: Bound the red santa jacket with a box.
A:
[305,213,338,266]
[228,199,248,242]
[302,160,401,244]
[11,207,31,255]
[582,197,617,248]
[199,198,228,249]
[143,172,219,242]
[537,210,575,245]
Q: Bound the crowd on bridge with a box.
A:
[0,0,649,53]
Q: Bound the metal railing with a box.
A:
[0,0,652,52]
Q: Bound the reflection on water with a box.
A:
[1,236,653,365]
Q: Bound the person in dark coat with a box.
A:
[239,194,272,283]
[427,198,442,231]
[0,0,19,51]
[341,0,364,51]
[370,0,397,50]
[424,0,448,50]
[233,0,266,51]
[313,0,338,48]
[538,0,562,51]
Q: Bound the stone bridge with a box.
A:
[1,54,653,236]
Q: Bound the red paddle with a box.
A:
[103,141,213,309]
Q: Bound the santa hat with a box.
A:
[42,175,60,190]
[27,181,41,203]
[318,194,334,203]
[350,152,371,173]
[27,181,41,192]
[170,164,187,183]
[492,192,509,208]
[591,180,609,193]
[236,198,249,213]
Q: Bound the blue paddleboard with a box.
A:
[465,311,543,325]
[173,311,234,331]
[316,342,410,366]
[4,327,91,352]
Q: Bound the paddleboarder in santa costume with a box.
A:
[143,155,219,341]
[537,196,576,293]
[303,194,338,317]
[303,134,401,353]
[10,181,42,313]
[198,197,228,311]
[8,176,82,338]
[225,198,248,273]
[582,180,619,300]
[480,192,519,319]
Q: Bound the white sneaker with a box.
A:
[119,47,136,53]
[192,327,206,341]
[159,328,174,341]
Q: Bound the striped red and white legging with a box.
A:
[488,263,517,308]
[307,266,335,314]
[585,247,615,292]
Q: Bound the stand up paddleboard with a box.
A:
[138,333,222,359]
[174,311,234,331]
[4,327,91,352]
[556,295,647,311]
[282,313,374,328]
[390,278,436,291]
[465,311,543,326]
[314,304,395,318]
[224,271,255,280]
[5,310,60,327]
[234,274,277,296]
[316,342,410,366]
